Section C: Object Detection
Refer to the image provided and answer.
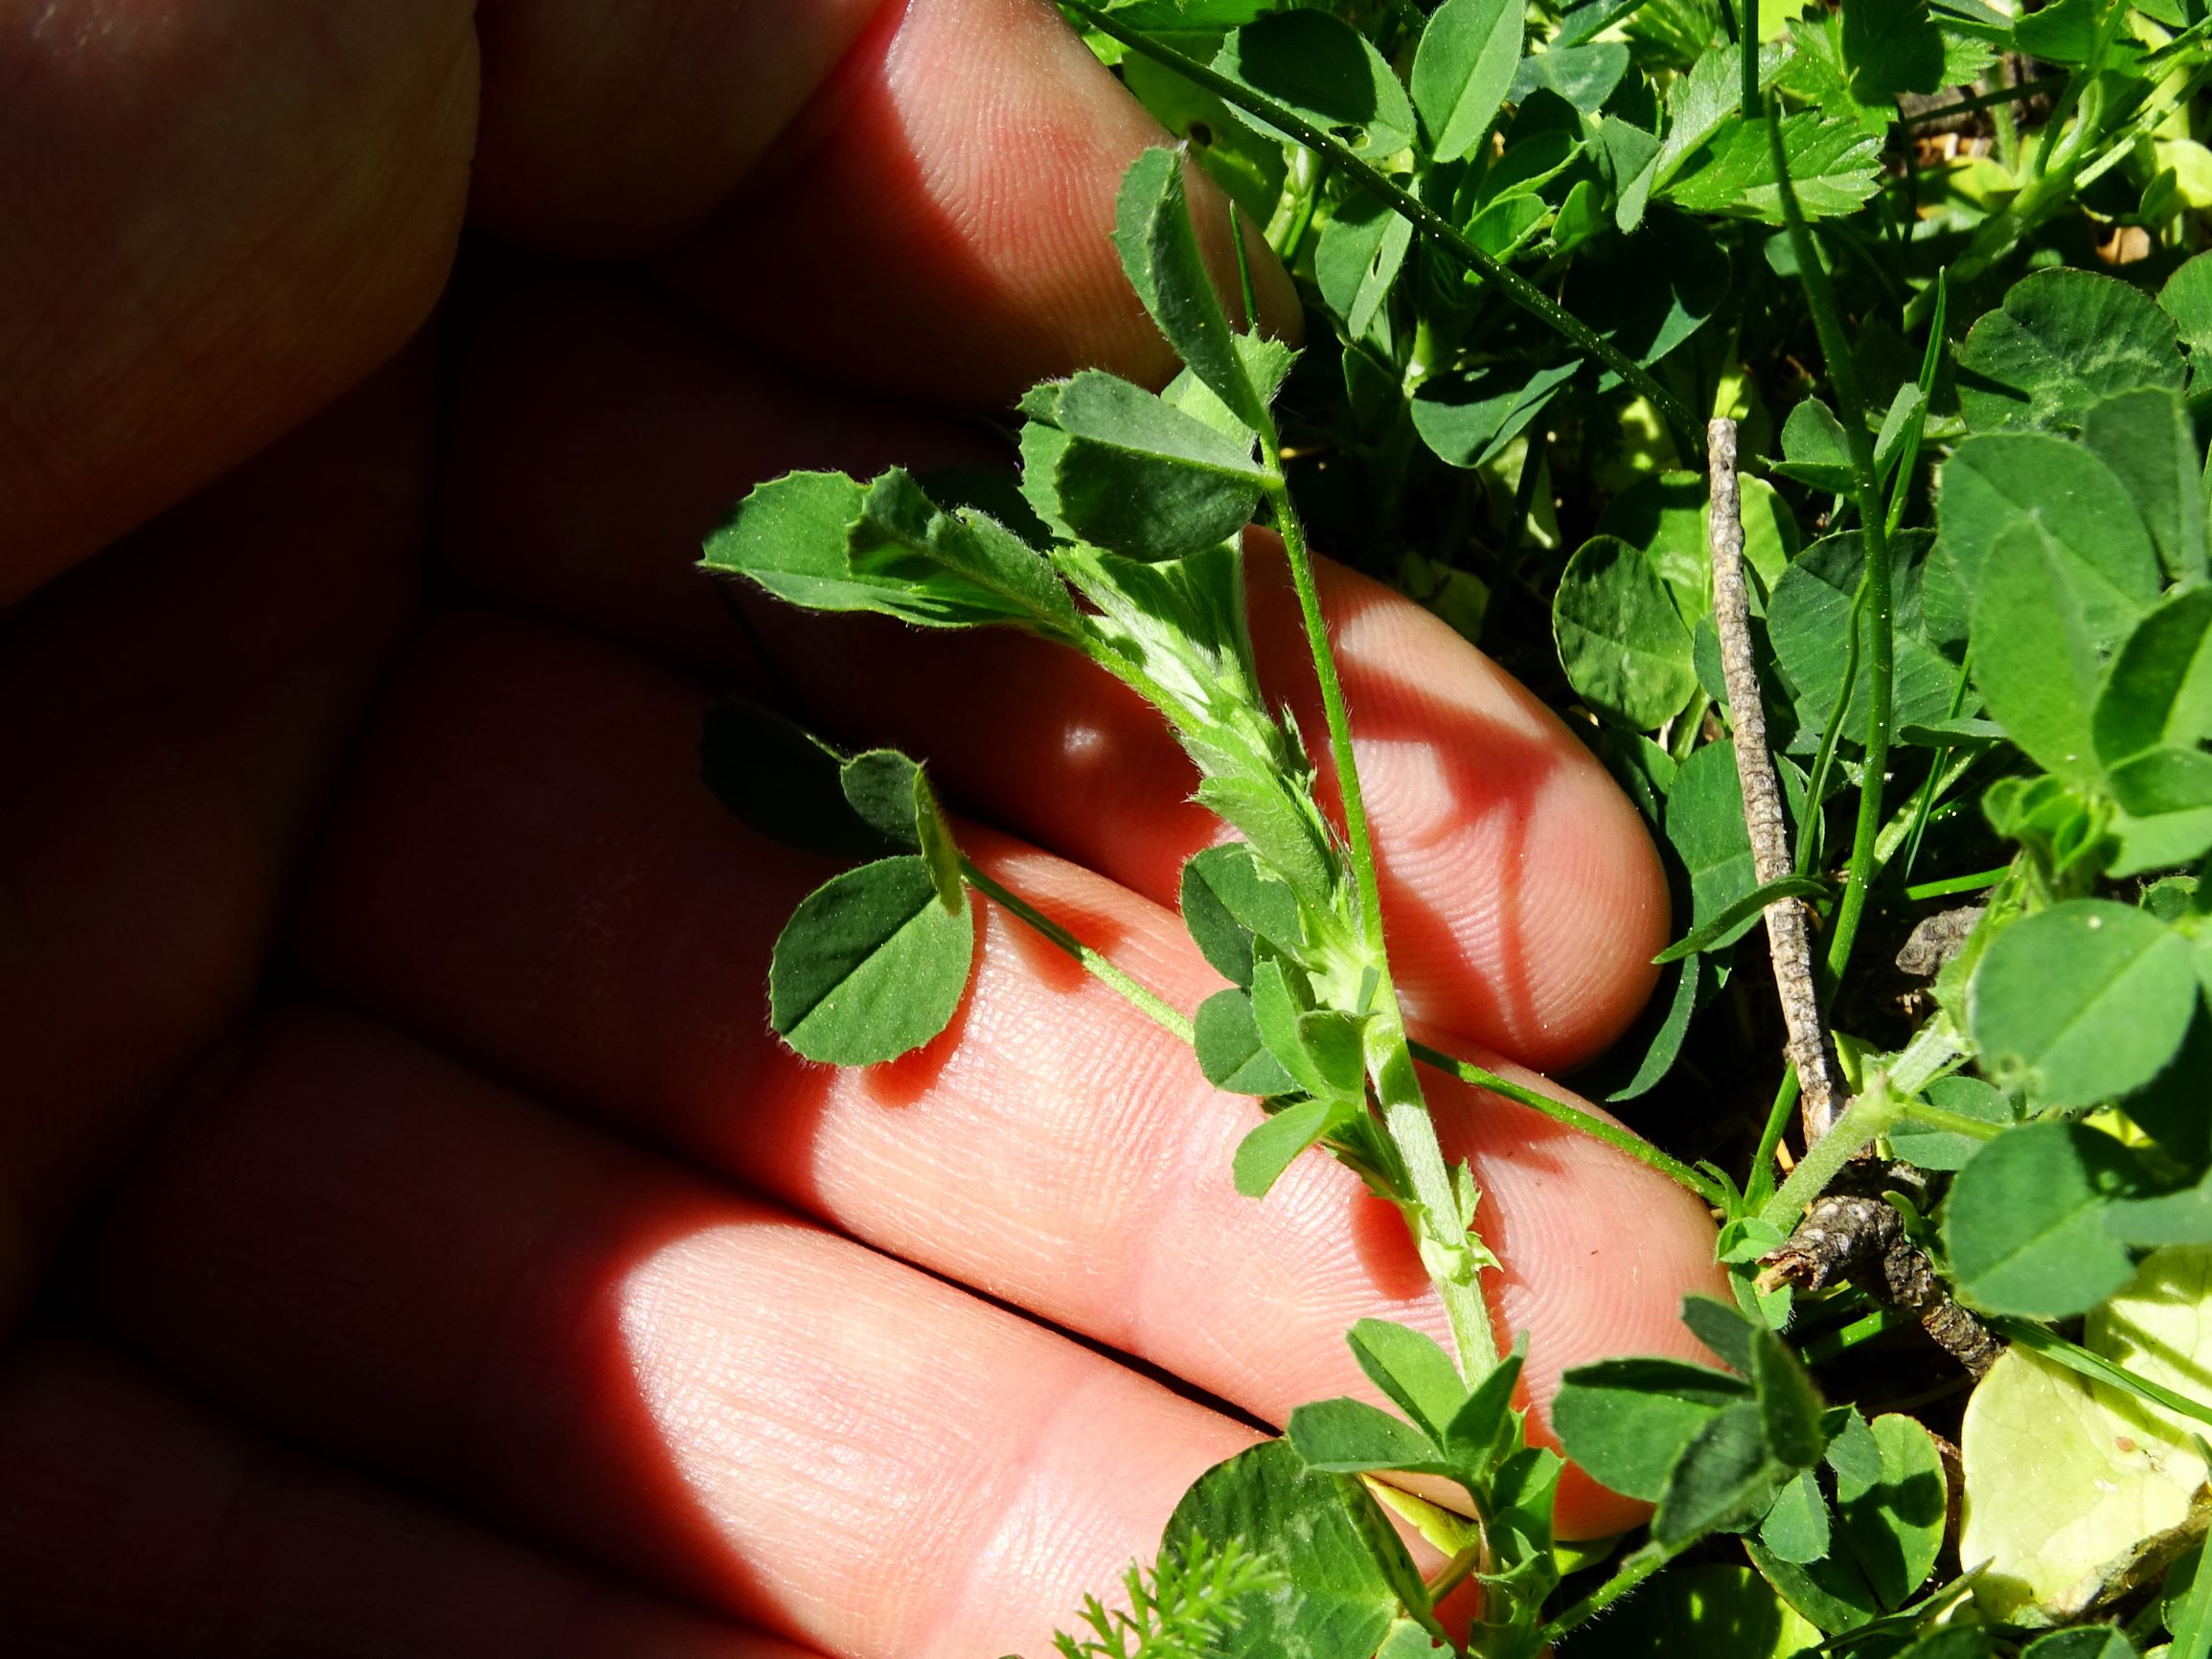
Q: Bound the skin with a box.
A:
[0,0,1728,1653]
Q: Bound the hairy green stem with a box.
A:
[1060,0,1706,464]
[961,859,1197,1043]
[1540,1541,1676,1642]
[1793,577,1869,877]
[1765,109,1894,990]
[1903,75,2064,127]
[1407,1040,1723,1206]
[1758,1079,1902,1230]
[1746,1063,1801,1210]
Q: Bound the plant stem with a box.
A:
[1060,0,1706,465]
[1407,1040,1724,1205]
[1904,865,2008,902]
[1758,1079,1902,1230]
[1902,75,2064,127]
[1746,1063,1801,1210]
[1765,106,1894,992]
[1540,1542,1676,1643]
[960,859,1196,1043]
[1264,463,1498,1375]
[1792,576,1866,877]
[1995,1317,2212,1431]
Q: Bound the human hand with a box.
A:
[0,2,1724,1653]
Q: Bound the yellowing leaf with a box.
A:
[1961,1246,2212,1625]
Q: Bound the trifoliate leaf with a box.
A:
[1662,115,1884,222]
[1213,11,1418,159]
[1160,1440,1430,1659]
[1288,1397,1448,1475]
[1346,1320,1468,1444]
[1928,433,2161,652]
[1956,269,2187,436]
[850,467,1081,634]
[1970,520,2122,787]
[1554,534,1700,729]
[1112,146,1273,438]
[1553,1355,1749,1502]
[1180,844,1304,988]
[1773,398,1856,492]
[1039,371,1269,561]
[1232,1099,1344,1197]
[1655,1399,1790,1546]
[1943,1121,2145,1316]
[2080,388,2208,585]
[1969,903,2198,1110]
[768,855,973,1066]
[1196,988,1302,1096]
[1411,0,1526,162]
[1835,1415,1947,1608]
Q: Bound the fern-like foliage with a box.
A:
[1047,1536,1283,1659]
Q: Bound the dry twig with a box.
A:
[1705,420,1841,1143]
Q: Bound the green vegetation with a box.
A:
[699,0,2212,1649]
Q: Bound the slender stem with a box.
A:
[1793,578,1868,877]
[1060,0,1706,465]
[961,859,1195,1043]
[1766,108,1894,990]
[1995,1317,2212,1431]
[1746,1064,1801,1210]
[1758,1081,1902,1230]
[1407,1040,1723,1205]
[1904,866,2008,901]
[1540,1542,1676,1643]
[1892,1099,2004,1142]
[1902,75,2064,127]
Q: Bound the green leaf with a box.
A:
[1180,844,1304,988]
[1552,1355,1749,1502]
[1749,1326,1827,1470]
[1193,774,1335,903]
[1288,1397,1448,1474]
[1943,1121,2144,1315]
[768,855,974,1066]
[1232,1099,1343,1198]
[1834,1415,1946,1608]
[1745,1536,1882,1635]
[1889,1074,2013,1172]
[2080,388,2209,585]
[1961,1248,2212,1624]
[1662,114,1885,222]
[1571,208,1729,375]
[1759,1468,1834,1564]
[1411,0,1526,162]
[1605,953,1706,1102]
[1313,191,1413,341]
[1113,147,1272,438]
[2094,587,2212,811]
[1038,371,1269,561]
[1444,1339,1526,1468]
[1842,0,1946,98]
[1968,901,2198,1108]
[1654,1399,1790,1546]
[708,470,1042,629]
[1196,989,1302,1096]
[1510,40,1630,113]
[1554,534,1700,728]
[1769,530,1963,748]
[1597,468,1799,614]
[698,701,900,861]
[1927,434,2162,652]
[1956,269,2187,436]
[1681,1291,1756,1375]
[1651,45,1745,195]
[1159,1440,1427,1659]
[1666,740,1762,953]
[1653,875,1830,964]
[838,751,962,910]
[2108,1168,2212,1247]
[1213,11,1418,159]
[1970,520,2114,788]
[2161,250,2212,355]
[851,468,1081,634]
[1896,1632,1998,1659]
[1410,358,1582,471]
[1346,1320,1467,1444]
[1773,398,1855,493]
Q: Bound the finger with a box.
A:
[0,356,426,1326]
[463,0,1293,398]
[441,274,1668,1071]
[0,1340,806,1657]
[94,1011,1271,1658]
[0,0,474,597]
[296,614,1724,1535]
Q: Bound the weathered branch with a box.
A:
[1706,420,1842,1143]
